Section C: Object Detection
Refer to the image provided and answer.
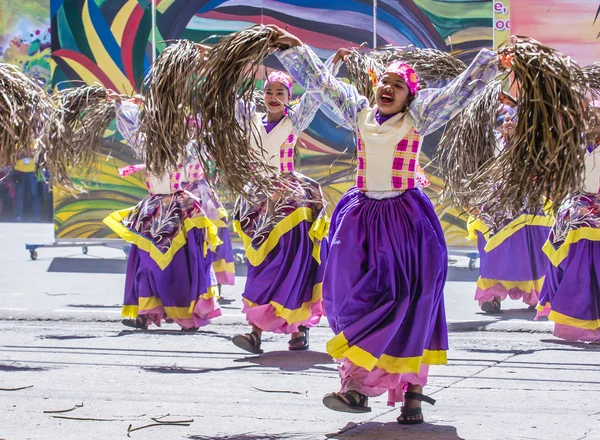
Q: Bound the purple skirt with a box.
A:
[474,225,549,306]
[211,224,235,286]
[104,189,221,329]
[324,187,448,390]
[536,193,600,341]
[234,172,327,334]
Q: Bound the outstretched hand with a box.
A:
[265,24,302,49]
[333,48,352,65]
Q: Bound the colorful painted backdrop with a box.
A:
[0,0,52,88]
[512,0,600,67]
[50,0,495,244]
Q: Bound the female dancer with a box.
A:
[468,114,552,313]
[230,66,329,353]
[536,104,600,342]
[271,25,505,423]
[103,94,222,331]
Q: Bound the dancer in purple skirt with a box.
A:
[536,105,600,342]
[103,95,223,331]
[230,67,330,354]
[270,25,506,423]
[468,114,552,314]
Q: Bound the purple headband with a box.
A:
[265,71,293,97]
[383,62,420,96]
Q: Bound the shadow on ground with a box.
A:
[327,421,464,440]
[189,434,305,440]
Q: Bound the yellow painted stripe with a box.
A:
[56,57,104,86]
[110,0,139,46]
[82,0,132,93]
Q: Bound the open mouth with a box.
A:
[269,101,281,107]
[380,92,394,104]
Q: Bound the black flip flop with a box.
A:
[481,298,502,314]
[121,315,147,329]
[288,326,309,351]
[322,391,372,413]
[232,331,264,354]
[397,391,436,425]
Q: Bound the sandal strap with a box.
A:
[404,391,436,406]
[340,391,368,408]
[400,407,423,417]
[248,331,261,347]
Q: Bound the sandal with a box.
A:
[397,391,436,425]
[481,297,502,314]
[322,391,372,413]
[232,331,264,354]
[288,326,309,351]
[121,315,147,329]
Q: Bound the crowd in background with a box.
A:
[0,153,53,222]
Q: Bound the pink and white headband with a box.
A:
[382,62,420,96]
[264,71,293,97]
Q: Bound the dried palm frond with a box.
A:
[141,39,208,175]
[370,46,466,86]
[581,63,600,98]
[466,38,589,217]
[251,89,267,114]
[344,51,384,106]
[197,25,279,197]
[0,62,52,168]
[436,81,503,208]
[41,84,116,189]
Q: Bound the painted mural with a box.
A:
[50,0,494,243]
[511,0,600,67]
[0,0,52,89]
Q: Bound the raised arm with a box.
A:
[113,99,143,150]
[287,53,341,133]
[276,44,369,129]
[409,49,500,136]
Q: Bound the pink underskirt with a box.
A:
[338,359,429,407]
[140,297,222,330]
[536,306,600,342]
[242,300,324,334]
[475,284,540,307]
[214,271,235,286]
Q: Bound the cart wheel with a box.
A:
[82,246,88,255]
[30,250,38,260]
[468,258,477,271]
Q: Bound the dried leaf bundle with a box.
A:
[436,81,503,208]
[467,39,589,217]
[344,51,384,106]
[43,84,115,188]
[0,62,52,168]
[582,63,600,97]
[197,25,278,197]
[141,39,208,175]
[370,46,467,86]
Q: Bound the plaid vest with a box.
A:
[356,109,423,192]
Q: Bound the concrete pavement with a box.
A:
[0,223,553,333]
[1,322,599,440]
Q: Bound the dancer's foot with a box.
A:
[121,315,147,329]
[288,326,309,351]
[481,297,502,314]
[397,385,436,425]
[232,329,263,354]
[322,390,371,413]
